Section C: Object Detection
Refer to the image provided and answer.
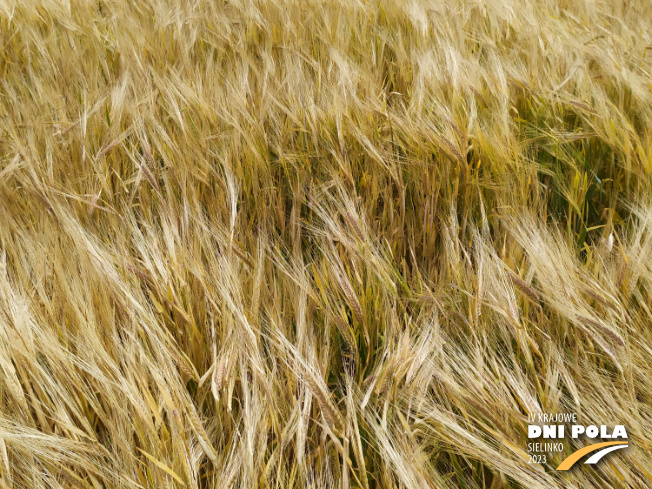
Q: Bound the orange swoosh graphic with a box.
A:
[556,442,628,470]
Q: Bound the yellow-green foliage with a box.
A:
[0,0,651,488]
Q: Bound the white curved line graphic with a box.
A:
[584,444,628,464]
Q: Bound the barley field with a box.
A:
[0,0,651,488]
